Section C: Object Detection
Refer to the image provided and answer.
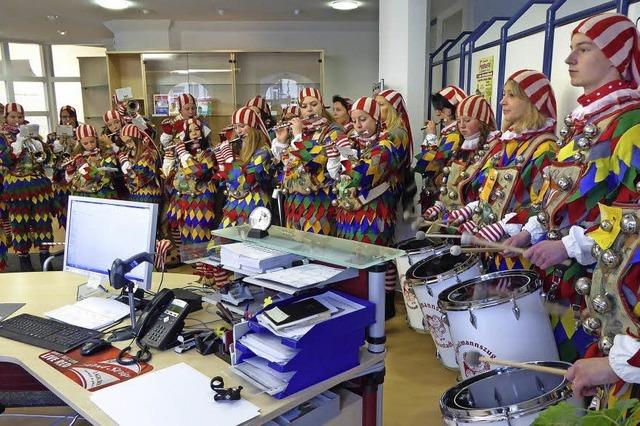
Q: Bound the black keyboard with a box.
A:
[0,313,101,353]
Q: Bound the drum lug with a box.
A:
[468,308,477,329]
[427,285,433,297]
[441,312,449,327]
[511,297,520,320]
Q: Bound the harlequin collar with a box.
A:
[500,118,556,141]
[577,80,636,107]
[571,80,640,122]
[460,132,479,150]
[441,121,457,135]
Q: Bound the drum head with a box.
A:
[438,270,540,311]
[441,362,571,421]
[406,247,474,281]
[395,237,440,251]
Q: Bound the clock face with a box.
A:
[249,206,272,231]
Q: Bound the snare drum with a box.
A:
[395,237,442,333]
[439,270,559,380]
[406,247,482,369]
[440,361,575,425]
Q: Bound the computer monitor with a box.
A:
[63,196,158,290]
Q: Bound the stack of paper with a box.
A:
[238,333,299,365]
[44,297,130,330]
[234,357,295,396]
[220,242,303,274]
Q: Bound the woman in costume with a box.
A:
[0,103,55,271]
[66,124,118,199]
[332,95,354,133]
[245,95,275,134]
[272,88,345,235]
[413,86,467,213]
[117,124,161,204]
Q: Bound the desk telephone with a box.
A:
[136,289,189,350]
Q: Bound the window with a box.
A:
[25,115,50,137]
[13,81,47,111]
[8,43,43,77]
[52,45,106,77]
[55,82,85,122]
[0,82,6,105]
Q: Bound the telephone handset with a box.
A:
[135,289,189,350]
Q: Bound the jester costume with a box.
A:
[49,135,75,229]
[68,151,118,199]
[0,127,55,259]
[118,124,161,204]
[333,97,400,245]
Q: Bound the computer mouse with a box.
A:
[80,338,112,356]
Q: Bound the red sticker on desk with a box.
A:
[39,347,153,392]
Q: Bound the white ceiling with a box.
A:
[0,0,379,45]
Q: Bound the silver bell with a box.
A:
[424,189,432,197]
[591,244,602,259]
[487,213,497,223]
[557,176,572,191]
[576,137,590,149]
[555,138,564,147]
[600,220,613,232]
[332,187,338,194]
[600,249,621,268]
[442,167,450,176]
[598,336,614,355]
[504,173,513,181]
[515,155,525,164]
[547,230,560,241]
[492,153,500,161]
[573,152,583,162]
[483,144,490,150]
[574,277,591,296]
[583,123,598,139]
[563,115,573,127]
[582,317,602,336]
[493,190,505,199]
[473,155,480,162]
[559,127,569,138]
[621,214,638,234]
[636,180,640,193]
[331,199,338,207]
[305,187,312,194]
[473,205,482,214]
[448,191,458,200]
[591,293,612,314]
[439,186,447,195]
[441,177,447,184]
[537,211,549,225]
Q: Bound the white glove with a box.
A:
[160,132,173,147]
[162,158,174,177]
[11,136,25,156]
[53,140,64,154]
[79,163,90,176]
[111,143,120,154]
[121,160,132,175]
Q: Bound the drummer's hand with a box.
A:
[566,357,619,397]
[524,240,568,269]
[502,231,531,258]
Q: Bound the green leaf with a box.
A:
[533,402,583,425]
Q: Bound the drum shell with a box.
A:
[440,361,576,425]
[406,250,482,369]
[395,237,441,333]
[439,271,559,380]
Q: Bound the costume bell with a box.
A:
[66,124,118,199]
[0,103,55,271]
[272,88,346,235]
[117,124,162,204]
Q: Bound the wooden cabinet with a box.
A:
[78,56,109,129]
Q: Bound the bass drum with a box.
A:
[395,236,442,333]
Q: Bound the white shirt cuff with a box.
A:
[271,140,289,162]
[609,334,640,383]
[561,225,597,265]
[523,216,546,243]
[499,212,522,237]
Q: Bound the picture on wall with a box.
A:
[153,94,170,116]
[475,56,494,103]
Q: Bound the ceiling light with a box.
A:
[142,53,174,60]
[293,8,301,15]
[141,8,151,14]
[329,1,360,10]
[217,9,225,15]
[57,30,68,36]
[95,0,131,10]
[46,15,59,21]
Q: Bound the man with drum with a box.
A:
[505,13,640,366]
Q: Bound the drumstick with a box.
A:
[464,351,567,376]
[415,231,461,240]
[460,232,526,255]
[449,245,502,255]
[416,219,459,232]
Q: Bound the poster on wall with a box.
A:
[475,56,494,103]
[153,94,169,116]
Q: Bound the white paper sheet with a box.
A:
[90,363,260,426]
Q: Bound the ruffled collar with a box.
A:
[441,120,457,135]
[572,79,640,121]
[500,118,556,141]
[460,132,479,150]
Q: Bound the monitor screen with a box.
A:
[63,196,158,290]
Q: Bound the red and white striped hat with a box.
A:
[282,104,300,117]
[573,13,640,86]
[298,87,324,106]
[245,96,272,116]
[103,109,123,124]
[436,86,467,106]
[4,103,24,117]
[121,123,144,140]
[182,117,203,133]
[232,106,269,139]
[507,69,557,120]
[177,93,196,109]
[350,96,380,122]
[76,124,97,139]
[456,95,497,129]
[377,89,414,148]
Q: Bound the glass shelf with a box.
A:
[212,225,405,270]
